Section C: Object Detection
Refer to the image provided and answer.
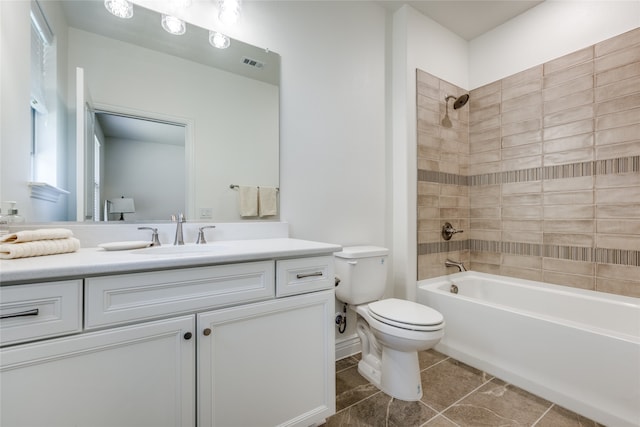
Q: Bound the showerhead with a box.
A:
[445,93,470,110]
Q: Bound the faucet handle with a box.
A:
[138,227,161,247]
[196,226,216,244]
[442,222,464,241]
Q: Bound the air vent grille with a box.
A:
[242,56,265,69]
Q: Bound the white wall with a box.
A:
[470,1,640,89]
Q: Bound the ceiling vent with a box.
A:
[241,56,265,69]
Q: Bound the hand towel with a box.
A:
[258,187,278,217]
[239,186,258,217]
[0,238,81,259]
[0,228,74,244]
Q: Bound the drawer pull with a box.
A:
[296,271,323,279]
[1,308,39,319]
[203,328,212,336]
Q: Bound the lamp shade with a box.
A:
[109,197,135,220]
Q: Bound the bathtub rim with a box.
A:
[418,271,640,344]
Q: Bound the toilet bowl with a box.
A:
[334,247,445,401]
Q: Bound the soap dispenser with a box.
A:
[4,201,25,224]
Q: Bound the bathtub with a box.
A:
[417,271,640,427]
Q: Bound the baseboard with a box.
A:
[335,334,360,361]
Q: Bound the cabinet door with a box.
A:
[0,316,195,427]
[198,290,335,427]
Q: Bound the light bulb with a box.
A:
[104,0,133,19]
[209,31,230,49]
[161,14,186,35]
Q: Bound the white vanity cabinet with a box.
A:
[0,251,336,427]
[0,315,195,427]
[198,289,335,427]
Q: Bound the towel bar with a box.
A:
[229,184,279,191]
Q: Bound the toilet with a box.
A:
[334,246,444,401]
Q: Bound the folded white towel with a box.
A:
[0,237,81,259]
[239,186,258,217]
[0,228,74,244]
[258,187,278,217]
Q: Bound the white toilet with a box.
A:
[334,246,444,401]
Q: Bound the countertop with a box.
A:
[0,238,342,285]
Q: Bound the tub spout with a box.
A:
[445,259,466,272]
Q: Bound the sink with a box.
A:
[132,244,227,256]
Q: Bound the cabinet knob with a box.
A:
[183,332,193,340]
[203,328,212,336]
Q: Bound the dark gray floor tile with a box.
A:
[535,404,605,427]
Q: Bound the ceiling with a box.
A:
[377,1,545,40]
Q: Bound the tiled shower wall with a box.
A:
[417,27,640,298]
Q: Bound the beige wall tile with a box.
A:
[470,207,501,219]
[502,253,542,269]
[595,62,640,87]
[543,147,594,165]
[595,27,640,57]
[502,79,541,101]
[597,263,640,281]
[500,265,543,281]
[501,130,542,148]
[544,61,594,88]
[594,75,640,102]
[543,232,594,247]
[543,176,593,192]
[543,204,594,219]
[597,234,640,250]
[596,140,640,158]
[543,190,593,205]
[543,119,593,140]
[502,118,541,137]
[503,220,542,231]
[597,219,640,234]
[502,143,542,160]
[502,65,543,88]
[543,219,595,233]
[594,45,640,73]
[595,277,640,298]
[468,229,502,241]
[468,161,501,175]
[502,205,542,219]
[543,133,593,154]
[544,88,593,115]
[595,186,640,204]
[543,258,595,276]
[470,251,502,264]
[544,46,594,74]
[596,203,640,218]
[502,193,542,205]
[502,104,542,125]
[595,173,640,188]
[542,74,593,101]
[470,104,500,123]
[503,230,542,243]
[543,271,595,290]
[501,155,542,171]
[543,104,593,128]
[595,108,640,130]
[470,139,501,155]
[470,80,501,99]
[502,181,542,194]
[596,92,640,116]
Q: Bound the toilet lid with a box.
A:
[368,298,443,331]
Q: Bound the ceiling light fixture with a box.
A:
[168,0,192,10]
[161,14,186,35]
[209,31,230,49]
[218,0,241,25]
[104,0,133,19]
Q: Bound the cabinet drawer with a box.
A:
[85,261,274,329]
[0,280,83,346]
[276,256,334,297]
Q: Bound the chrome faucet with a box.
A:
[171,213,185,245]
[445,259,466,272]
[138,227,161,247]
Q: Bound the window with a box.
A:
[30,0,56,185]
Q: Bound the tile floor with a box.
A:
[324,350,603,427]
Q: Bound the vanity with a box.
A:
[0,237,340,427]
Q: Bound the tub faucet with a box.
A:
[172,213,185,245]
[445,259,466,272]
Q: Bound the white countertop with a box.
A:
[0,238,342,285]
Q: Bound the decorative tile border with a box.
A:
[419,155,640,186]
[418,239,640,267]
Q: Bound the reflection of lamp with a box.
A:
[209,31,230,49]
[109,196,135,221]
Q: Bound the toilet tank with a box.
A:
[334,246,389,305]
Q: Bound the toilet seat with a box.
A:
[368,299,443,332]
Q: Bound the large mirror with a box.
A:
[10,0,280,223]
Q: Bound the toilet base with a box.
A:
[357,347,422,401]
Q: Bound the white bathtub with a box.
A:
[417,271,640,427]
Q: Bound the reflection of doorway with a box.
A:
[94,112,186,221]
